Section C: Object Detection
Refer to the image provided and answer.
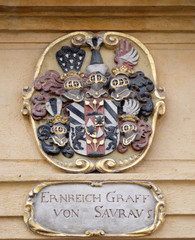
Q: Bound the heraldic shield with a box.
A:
[67,99,119,156]
[22,31,165,173]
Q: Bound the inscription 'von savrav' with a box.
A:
[24,182,165,237]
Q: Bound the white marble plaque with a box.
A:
[24,181,165,237]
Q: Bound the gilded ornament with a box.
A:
[24,181,165,237]
[21,31,165,173]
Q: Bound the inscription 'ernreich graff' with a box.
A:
[40,191,150,203]
[25,182,165,236]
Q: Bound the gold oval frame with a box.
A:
[22,31,165,173]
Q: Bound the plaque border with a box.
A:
[24,181,165,237]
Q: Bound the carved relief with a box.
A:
[24,181,165,237]
[22,31,165,173]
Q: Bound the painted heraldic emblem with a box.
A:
[22,31,165,173]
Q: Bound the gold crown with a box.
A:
[61,71,84,90]
[48,115,69,124]
[112,66,134,77]
[61,71,84,81]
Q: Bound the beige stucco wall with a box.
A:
[0,1,194,239]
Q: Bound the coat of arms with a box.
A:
[22,31,165,173]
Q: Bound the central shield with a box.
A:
[67,99,119,156]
